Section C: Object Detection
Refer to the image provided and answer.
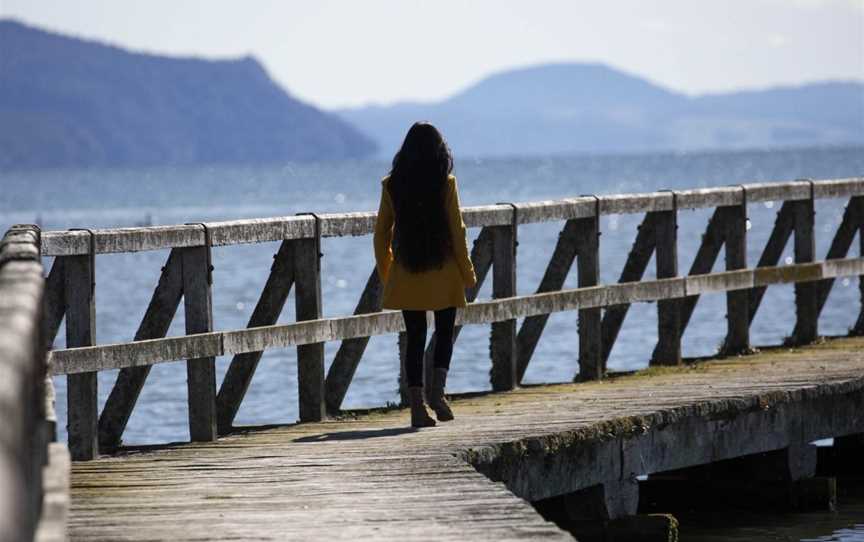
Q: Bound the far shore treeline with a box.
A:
[1,18,862,170]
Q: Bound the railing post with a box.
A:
[792,182,817,344]
[652,197,681,366]
[181,239,217,442]
[398,331,409,406]
[294,214,325,422]
[490,204,518,391]
[576,202,602,381]
[853,197,864,335]
[722,193,750,354]
[64,251,98,460]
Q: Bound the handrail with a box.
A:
[46,257,864,376]
[0,225,58,542]
[39,177,864,256]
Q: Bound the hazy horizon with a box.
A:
[2,1,861,109]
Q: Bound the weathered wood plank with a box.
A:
[181,246,217,442]
[293,237,325,422]
[743,181,812,203]
[47,259,864,374]
[516,220,580,382]
[675,186,743,210]
[749,201,795,324]
[64,255,98,461]
[217,241,295,433]
[652,208,681,366]
[42,225,206,257]
[490,223,517,391]
[722,204,750,354]
[576,215,602,381]
[600,192,673,215]
[601,212,657,367]
[34,443,70,542]
[685,268,755,294]
[98,249,184,449]
[42,258,65,349]
[207,216,314,245]
[324,268,382,413]
[811,177,864,200]
[0,225,46,541]
[64,337,864,541]
[792,194,818,344]
[50,332,224,375]
[512,198,596,223]
[40,178,862,256]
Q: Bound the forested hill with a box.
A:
[0,20,377,169]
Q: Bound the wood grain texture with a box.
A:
[653,209,681,366]
[793,197,818,344]
[181,246,217,442]
[575,215,601,381]
[64,255,98,461]
[0,225,49,542]
[722,204,750,354]
[40,178,864,256]
[293,237,325,422]
[66,337,864,541]
[42,258,65,349]
[490,224,517,391]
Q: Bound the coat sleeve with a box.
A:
[373,178,395,284]
[447,176,477,288]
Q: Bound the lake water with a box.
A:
[3,146,863,539]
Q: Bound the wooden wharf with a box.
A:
[65,338,864,541]
[3,176,864,540]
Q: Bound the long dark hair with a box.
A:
[387,122,454,273]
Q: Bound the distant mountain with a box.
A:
[337,63,864,158]
[0,20,376,169]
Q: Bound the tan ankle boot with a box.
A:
[428,368,454,422]
[408,387,436,428]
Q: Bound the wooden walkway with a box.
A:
[68,337,864,541]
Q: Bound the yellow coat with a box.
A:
[373,174,477,310]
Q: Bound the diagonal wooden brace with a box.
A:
[216,240,295,434]
[601,212,659,367]
[516,219,581,382]
[324,268,383,414]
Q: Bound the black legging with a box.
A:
[402,307,456,388]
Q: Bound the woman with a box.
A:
[373,122,477,428]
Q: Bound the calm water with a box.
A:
[3,146,863,539]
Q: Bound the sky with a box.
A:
[2,0,862,109]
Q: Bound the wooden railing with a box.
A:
[0,225,60,541]
[40,177,864,461]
